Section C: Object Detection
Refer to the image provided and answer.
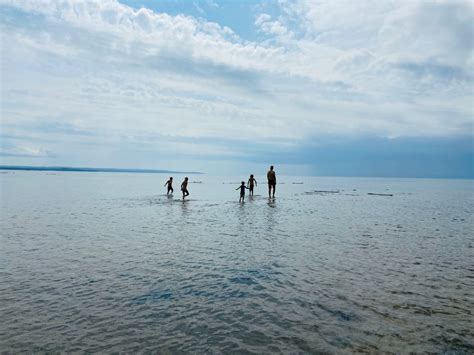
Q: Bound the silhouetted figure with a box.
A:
[181,177,190,199]
[247,174,257,196]
[267,165,276,198]
[236,181,250,202]
[164,177,174,195]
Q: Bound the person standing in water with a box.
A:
[181,177,190,199]
[267,165,276,198]
[236,181,249,203]
[164,177,174,195]
[247,174,257,196]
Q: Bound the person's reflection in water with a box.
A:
[181,198,190,218]
[237,198,246,220]
[265,197,277,234]
[237,198,252,237]
[267,197,276,208]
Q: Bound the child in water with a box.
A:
[236,181,249,202]
[247,174,257,196]
[164,177,173,195]
[181,177,190,199]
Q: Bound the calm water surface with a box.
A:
[1,172,473,353]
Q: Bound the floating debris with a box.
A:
[292,182,304,184]
[304,190,340,195]
[368,193,393,197]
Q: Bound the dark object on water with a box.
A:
[368,193,393,197]
[304,190,340,195]
[292,182,304,184]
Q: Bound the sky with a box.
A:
[0,0,473,178]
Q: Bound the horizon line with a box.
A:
[0,165,203,175]
[0,165,473,180]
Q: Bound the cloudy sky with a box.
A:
[1,0,473,177]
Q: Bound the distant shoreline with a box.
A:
[0,165,203,175]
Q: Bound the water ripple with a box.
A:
[1,174,473,353]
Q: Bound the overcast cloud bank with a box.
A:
[1,0,472,177]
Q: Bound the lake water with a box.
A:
[1,171,473,353]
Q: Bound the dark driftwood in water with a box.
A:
[305,190,340,195]
[368,193,393,196]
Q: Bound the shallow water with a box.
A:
[1,171,473,353]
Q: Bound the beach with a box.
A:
[0,171,473,353]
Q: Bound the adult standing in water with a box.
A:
[267,165,276,198]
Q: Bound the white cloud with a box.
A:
[0,143,54,158]
[255,13,291,38]
[0,0,472,168]
[255,13,271,27]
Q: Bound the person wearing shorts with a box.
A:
[236,181,249,202]
[181,177,190,199]
[247,174,257,196]
[267,165,276,198]
[164,177,174,195]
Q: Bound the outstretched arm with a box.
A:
[236,186,240,190]
[255,180,258,186]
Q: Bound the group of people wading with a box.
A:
[164,165,277,201]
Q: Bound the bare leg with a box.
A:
[273,185,276,198]
[268,184,271,198]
